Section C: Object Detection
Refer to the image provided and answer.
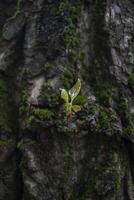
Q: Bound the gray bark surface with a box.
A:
[0,0,134,199]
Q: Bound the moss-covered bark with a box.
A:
[0,0,134,199]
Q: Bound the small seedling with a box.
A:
[60,78,81,120]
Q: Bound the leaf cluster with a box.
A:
[60,79,81,119]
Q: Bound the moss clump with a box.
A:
[19,89,29,115]
[58,1,81,51]
[38,81,46,98]
[33,108,55,119]
[29,108,55,124]
[43,62,50,72]
[92,151,122,194]
[82,147,125,199]
[57,0,82,68]
[17,139,23,148]
[58,1,66,13]
[96,107,123,135]
[28,115,35,125]
[94,83,117,105]
[0,139,15,146]
[38,81,59,107]
[123,126,133,135]
[128,73,134,86]
[89,0,113,99]
[119,98,133,135]
[63,77,72,90]
[33,108,55,120]
[96,108,110,131]
[61,67,77,89]
[56,1,82,91]
[0,80,6,91]
[89,105,98,113]
[50,93,58,104]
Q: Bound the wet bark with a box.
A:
[0,0,134,199]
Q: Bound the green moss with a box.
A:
[63,77,72,89]
[94,83,117,105]
[0,80,6,91]
[19,89,29,115]
[58,1,66,13]
[90,105,97,113]
[96,106,124,135]
[119,98,133,135]
[29,108,55,125]
[111,110,117,117]
[61,74,73,90]
[82,148,124,199]
[50,93,58,104]
[17,139,23,148]
[66,68,76,77]
[93,152,120,189]
[28,115,35,125]
[128,73,134,86]
[28,108,55,126]
[21,65,28,75]
[19,105,28,114]
[123,126,133,135]
[43,63,50,72]
[96,108,110,131]
[89,0,113,97]
[0,139,15,146]
[61,67,77,89]
[34,108,55,119]
[39,81,46,98]
[56,1,82,90]
[38,81,59,106]
[57,1,81,54]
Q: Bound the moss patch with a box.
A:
[29,108,55,125]
[119,98,133,136]
[43,62,50,72]
[128,73,134,87]
[81,143,127,199]
[19,89,29,116]
[0,139,15,146]
[57,1,82,89]
[94,83,117,105]
[96,107,110,132]
[33,108,55,119]
[96,106,121,135]
[58,0,81,52]
[38,80,59,107]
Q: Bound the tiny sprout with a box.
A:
[60,78,81,120]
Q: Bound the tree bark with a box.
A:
[0,0,134,199]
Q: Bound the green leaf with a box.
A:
[60,88,69,103]
[69,78,81,102]
[72,105,81,113]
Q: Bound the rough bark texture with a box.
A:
[0,0,134,199]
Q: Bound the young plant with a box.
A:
[60,78,81,119]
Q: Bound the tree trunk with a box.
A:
[0,0,134,199]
